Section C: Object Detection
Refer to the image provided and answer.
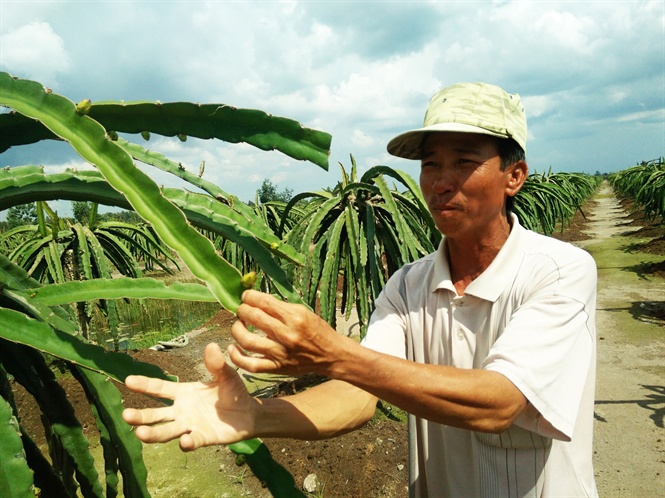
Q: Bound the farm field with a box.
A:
[11,181,664,497]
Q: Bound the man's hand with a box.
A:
[228,290,350,377]
[122,342,258,451]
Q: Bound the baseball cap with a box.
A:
[387,82,527,159]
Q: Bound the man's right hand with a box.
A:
[228,290,349,377]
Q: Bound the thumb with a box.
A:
[204,342,237,382]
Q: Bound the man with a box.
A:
[123,82,598,497]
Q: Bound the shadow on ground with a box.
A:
[595,384,665,429]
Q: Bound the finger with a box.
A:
[134,421,188,444]
[231,318,262,342]
[241,289,278,308]
[180,430,209,451]
[124,375,178,399]
[241,290,298,324]
[242,290,319,339]
[227,343,279,373]
[236,301,284,339]
[231,320,285,356]
[203,342,241,382]
[203,342,225,375]
[122,406,175,426]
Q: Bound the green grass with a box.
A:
[597,301,663,345]
[373,400,408,423]
[93,297,221,350]
[88,439,251,498]
[89,268,222,350]
[585,231,664,345]
[584,236,662,282]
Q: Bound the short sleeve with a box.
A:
[361,272,409,360]
[483,250,597,440]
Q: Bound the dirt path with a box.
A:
[576,182,664,496]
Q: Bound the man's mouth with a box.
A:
[430,202,458,212]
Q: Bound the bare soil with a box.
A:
[12,182,665,497]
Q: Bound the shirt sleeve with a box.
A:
[483,249,597,441]
[360,271,409,360]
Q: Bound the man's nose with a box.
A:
[431,171,454,194]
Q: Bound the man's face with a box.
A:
[419,132,510,239]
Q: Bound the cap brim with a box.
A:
[386,122,509,160]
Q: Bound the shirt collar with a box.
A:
[431,213,525,301]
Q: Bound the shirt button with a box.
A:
[456,330,464,340]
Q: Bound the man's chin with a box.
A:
[433,217,462,236]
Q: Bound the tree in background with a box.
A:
[5,202,37,229]
[258,178,293,203]
[73,201,143,225]
[72,200,92,224]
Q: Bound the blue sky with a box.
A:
[1,0,664,210]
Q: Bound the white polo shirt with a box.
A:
[362,215,598,498]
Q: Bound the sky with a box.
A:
[1,0,664,214]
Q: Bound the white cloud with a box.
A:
[522,95,556,119]
[0,21,71,84]
[270,171,289,184]
[610,109,665,125]
[41,159,92,174]
[532,9,598,55]
[351,129,375,149]
[606,88,630,105]
[0,0,662,196]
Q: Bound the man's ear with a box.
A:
[505,160,528,197]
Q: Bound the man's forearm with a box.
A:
[253,379,378,440]
[329,341,527,433]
